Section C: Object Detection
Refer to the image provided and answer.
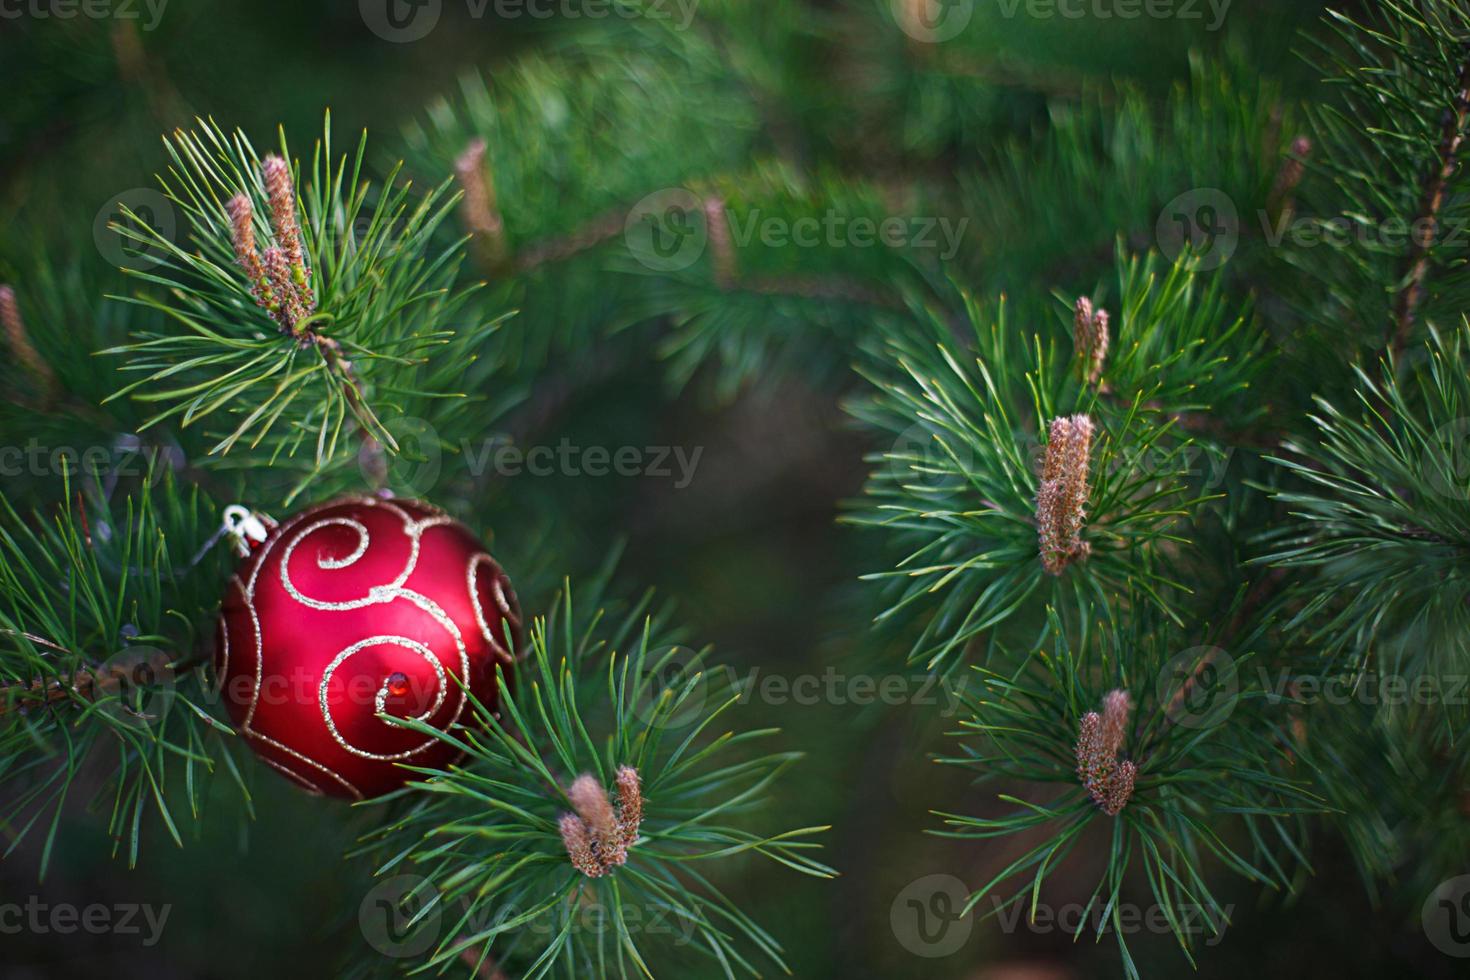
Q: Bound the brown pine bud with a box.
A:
[1100,689,1132,757]
[1073,297,1109,386]
[1075,712,1109,787]
[569,774,618,841]
[1076,689,1137,816]
[561,768,644,877]
[1101,760,1137,817]
[262,156,300,259]
[1037,414,1093,575]
[704,197,737,288]
[226,195,269,300]
[615,766,643,849]
[568,773,627,870]
[263,246,307,333]
[1269,136,1312,222]
[559,813,605,878]
[455,138,508,270]
[262,155,314,312]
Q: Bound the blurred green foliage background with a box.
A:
[0,1,1461,977]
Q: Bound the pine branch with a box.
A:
[100,115,505,499]
[1391,48,1470,354]
[352,575,833,979]
[935,608,1323,980]
[1257,324,1470,689]
[846,249,1259,671]
[407,41,920,398]
[0,644,203,719]
[0,471,247,872]
[1290,2,1470,364]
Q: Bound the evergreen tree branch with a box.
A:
[352,574,833,979]
[1391,48,1470,355]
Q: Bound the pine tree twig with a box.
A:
[0,644,205,719]
[1394,523,1455,546]
[512,211,627,274]
[229,153,385,463]
[316,333,390,473]
[1213,567,1288,649]
[0,280,210,435]
[1390,50,1470,355]
[726,272,902,309]
[1166,409,1284,450]
[705,196,738,288]
[905,41,1095,100]
[1150,569,1288,736]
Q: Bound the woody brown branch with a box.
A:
[315,333,389,474]
[0,646,199,718]
[1391,52,1470,355]
[512,211,626,273]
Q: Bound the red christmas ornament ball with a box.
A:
[215,496,521,799]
